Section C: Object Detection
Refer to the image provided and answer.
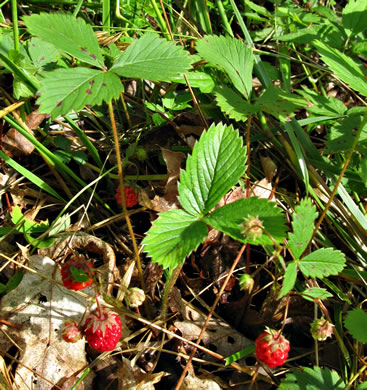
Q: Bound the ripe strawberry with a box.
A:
[62,320,82,343]
[115,185,138,208]
[255,328,290,368]
[83,307,122,353]
[61,256,94,291]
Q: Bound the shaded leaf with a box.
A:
[112,33,193,81]
[178,122,247,216]
[23,13,104,67]
[300,287,333,302]
[288,198,318,259]
[299,248,346,278]
[279,366,345,390]
[203,197,288,246]
[26,37,58,71]
[344,308,367,343]
[142,209,207,269]
[279,262,298,298]
[313,40,367,98]
[196,35,254,98]
[37,67,123,118]
[342,0,367,37]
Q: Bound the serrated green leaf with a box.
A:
[37,67,123,118]
[344,308,367,343]
[111,33,193,82]
[196,35,254,98]
[203,197,288,245]
[26,37,58,70]
[256,86,305,120]
[300,287,333,302]
[172,72,215,93]
[278,366,345,390]
[214,86,257,121]
[142,209,207,269]
[313,40,367,98]
[11,206,49,234]
[288,198,318,259]
[23,13,104,68]
[299,248,346,278]
[279,262,298,298]
[342,0,367,37]
[178,123,247,216]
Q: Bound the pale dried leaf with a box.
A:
[0,356,13,390]
[174,301,252,358]
[182,374,221,390]
[250,178,273,199]
[116,357,164,390]
[0,255,94,390]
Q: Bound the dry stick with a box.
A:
[311,110,367,241]
[107,102,148,316]
[174,244,247,389]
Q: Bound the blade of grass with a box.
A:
[11,0,19,51]
[102,0,111,32]
[190,0,212,34]
[215,0,234,37]
[0,150,66,203]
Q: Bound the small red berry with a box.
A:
[83,307,122,353]
[255,328,290,368]
[61,256,94,291]
[62,320,82,343]
[115,185,138,208]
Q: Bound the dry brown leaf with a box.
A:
[0,255,94,389]
[160,147,186,204]
[173,300,252,359]
[116,357,165,390]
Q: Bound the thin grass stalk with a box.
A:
[102,0,111,32]
[215,0,233,37]
[11,0,19,51]
[72,0,84,16]
[107,101,148,314]
[190,0,212,34]
[150,0,170,39]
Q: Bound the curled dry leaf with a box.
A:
[39,232,116,295]
[116,357,165,389]
[171,292,252,359]
[0,255,94,389]
[251,178,273,200]
[181,374,222,390]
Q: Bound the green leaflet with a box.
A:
[23,13,104,68]
[112,33,193,82]
[37,68,123,118]
[196,35,254,99]
[178,122,247,216]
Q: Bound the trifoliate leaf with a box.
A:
[112,33,193,81]
[178,122,247,216]
[288,198,318,260]
[196,35,254,98]
[279,262,298,299]
[313,40,367,98]
[203,197,287,246]
[278,366,345,390]
[37,67,123,118]
[299,248,346,278]
[142,209,207,269]
[344,308,367,343]
[23,13,104,68]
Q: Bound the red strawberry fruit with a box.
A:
[61,256,94,291]
[255,328,290,368]
[62,320,82,343]
[83,307,122,353]
[115,185,138,208]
